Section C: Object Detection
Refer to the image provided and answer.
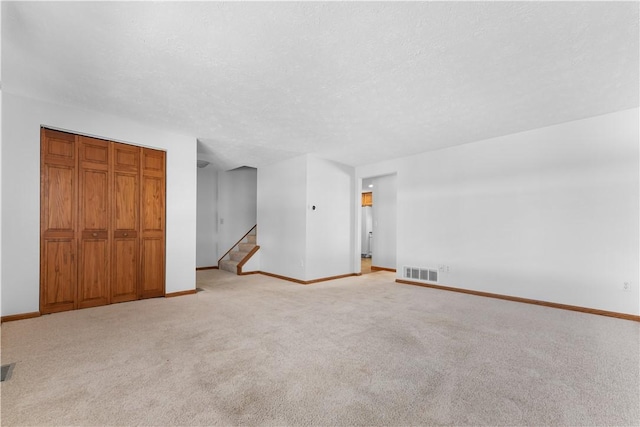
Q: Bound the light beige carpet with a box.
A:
[1,270,639,426]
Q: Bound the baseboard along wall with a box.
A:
[165,289,198,298]
[396,279,640,322]
[371,266,396,272]
[1,312,41,323]
[259,271,358,285]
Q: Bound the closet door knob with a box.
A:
[92,232,98,237]
[124,232,128,237]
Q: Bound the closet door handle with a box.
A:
[92,232,98,237]
[115,231,136,238]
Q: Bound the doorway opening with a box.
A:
[361,178,374,274]
[359,174,397,274]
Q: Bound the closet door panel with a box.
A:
[78,238,109,308]
[77,136,110,308]
[114,144,139,171]
[142,150,164,173]
[141,237,165,294]
[140,148,165,298]
[43,129,76,163]
[41,239,76,313]
[112,239,138,302]
[82,143,108,164]
[81,169,109,229]
[112,143,140,302]
[141,176,164,231]
[114,174,138,230]
[41,129,77,314]
[43,164,76,233]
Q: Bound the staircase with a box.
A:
[219,226,259,275]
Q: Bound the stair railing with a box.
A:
[217,224,258,266]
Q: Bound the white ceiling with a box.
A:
[3,1,638,170]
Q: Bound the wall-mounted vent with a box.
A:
[404,266,438,283]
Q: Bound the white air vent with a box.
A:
[404,266,438,283]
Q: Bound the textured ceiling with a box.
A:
[3,1,638,170]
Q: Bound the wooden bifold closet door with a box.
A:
[40,130,78,314]
[77,136,111,309]
[40,128,166,314]
[140,149,166,299]
[112,142,140,304]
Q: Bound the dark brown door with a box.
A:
[40,129,78,314]
[140,148,166,298]
[111,142,140,303]
[77,136,111,308]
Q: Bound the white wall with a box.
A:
[306,156,353,280]
[196,165,257,267]
[257,154,354,281]
[371,174,397,270]
[196,165,218,268]
[257,155,308,280]
[217,167,257,260]
[242,250,261,273]
[1,93,197,316]
[357,108,639,316]
[0,86,3,316]
[0,5,3,316]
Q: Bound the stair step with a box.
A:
[230,251,245,262]
[246,235,256,244]
[238,243,256,253]
[219,260,238,273]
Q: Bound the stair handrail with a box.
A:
[236,244,261,275]
[217,224,257,265]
